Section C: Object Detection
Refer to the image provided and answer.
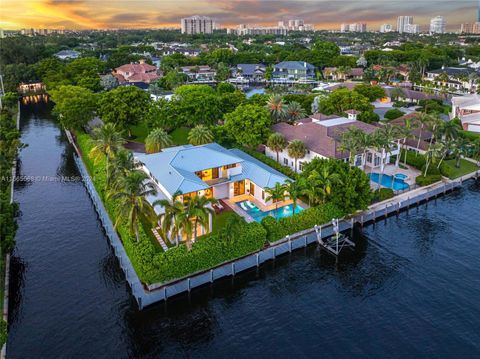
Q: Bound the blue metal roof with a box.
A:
[136,143,291,198]
[274,61,315,70]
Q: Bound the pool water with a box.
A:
[369,173,409,191]
[237,200,304,222]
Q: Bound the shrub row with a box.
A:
[239,146,298,179]
[402,149,426,170]
[261,203,344,243]
[372,188,395,202]
[415,174,442,186]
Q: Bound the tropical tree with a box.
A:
[469,138,480,165]
[284,179,304,215]
[145,128,173,154]
[153,193,184,246]
[50,85,97,130]
[265,94,286,122]
[187,195,218,242]
[265,183,287,219]
[400,117,417,166]
[416,112,433,154]
[285,101,306,122]
[188,125,214,145]
[287,140,307,173]
[438,120,460,142]
[110,149,137,189]
[89,123,125,186]
[370,130,389,189]
[451,137,470,168]
[108,170,157,242]
[339,128,360,166]
[316,166,342,204]
[267,133,287,163]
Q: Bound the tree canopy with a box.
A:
[50,85,97,129]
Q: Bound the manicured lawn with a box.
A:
[170,127,190,145]
[129,122,149,143]
[443,159,479,179]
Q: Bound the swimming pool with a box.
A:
[237,200,304,222]
[369,173,409,191]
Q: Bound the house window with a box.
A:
[262,190,265,200]
[367,153,373,163]
[283,158,288,165]
[223,163,236,169]
[374,155,381,167]
[299,161,305,171]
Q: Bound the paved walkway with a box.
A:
[152,227,169,251]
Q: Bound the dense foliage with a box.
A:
[50,85,97,129]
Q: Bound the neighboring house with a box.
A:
[54,50,80,60]
[388,113,433,153]
[17,82,46,94]
[425,67,479,93]
[136,143,290,237]
[267,111,400,171]
[272,61,316,81]
[232,64,266,80]
[322,67,364,81]
[161,47,201,57]
[382,87,440,103]
[451,94,480,132]
[113,60,161,84]
[180,65,216,81]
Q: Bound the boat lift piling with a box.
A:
[314,219,355,256]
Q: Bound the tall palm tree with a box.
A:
[89,123,125,186]
[470,138,480,166]
[287,140,306,173]
[188,125,214,145]
[400,118,417,166]
[316,166,342,204]
[267,133,287,163]
[415,112,433,154]
[423,144,442,176]
[302,170,321,206]
[371,130,389,189]
[145,128,173,154]
[265,94,286,123]
[110,149,137,189]
[153,193,184,246]
[285,101,306,123]
[339,128,360,166]
[451,137,470,168]
[108,170,157,242]
[187,195,217,242]
[265,182,287,219]
[284,178,303,215]
[438,120,460,143]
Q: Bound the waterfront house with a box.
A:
[113,60,161,85]
[451,93,480,132]
[272,61,316,81]
[180,65,216,82]
[266,111,400,171]
[322,67,364,81]
[232,64,266,81]
[135,143,291,237]
[425,67,479,93]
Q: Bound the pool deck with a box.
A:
[365,164,421,189]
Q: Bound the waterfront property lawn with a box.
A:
[442,159,479,179]
[170,127,190,145]
[129,122,149,143]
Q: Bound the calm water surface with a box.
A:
[7,102,480,358]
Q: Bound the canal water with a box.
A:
[7,102,480,358]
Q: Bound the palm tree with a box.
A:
[302,171,321,206]
[187,195,217,242]
[110,149,137,189]
[415,112,433,154]
[287,140,306,173]
[265,182,287,219]
[371,130,389,189]
[145,128,173,154]
[108,170,157,242]
[400,117,417,166]
[285,101,306,122]
[265,94,286,122]
[316,166,342,204]
[451,137,470,168]
[267,133,287,163]
[423,144,442,176]
[153,193,184,246]
[89,123,125,186]
[469,138,480,166]
[352,129,372,169]
[339,128,360,166]
[438,120,460,142]
[188,125,214,145]
[284,179,303,215]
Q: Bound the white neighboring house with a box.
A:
[266,112,400,172]
[451,94,480,133]
[425,67,479,93]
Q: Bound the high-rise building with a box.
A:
[397,16,413,33]
[461,22,480,34]
[478,0,480,22]
[430,16,446,34]
[380,24,393,33]
[181,16,213,34]
[340,23,367,32]
[228,24,288,36]
[406,24,420,34]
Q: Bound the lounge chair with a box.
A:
[246,201,256,209]
[240,202,249,211]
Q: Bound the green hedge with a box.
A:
[402,150,426,170]
[239,146,298,179]
[77,132,269,284]
[0,319,6,347]
[372,188,395,202]
[384,109,405,120]
[261,203,344,242]
[460,130,480,142]
[415,174,442,186]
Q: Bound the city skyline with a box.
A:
[0,0,474,31]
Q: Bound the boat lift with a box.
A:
[314,219,355,256]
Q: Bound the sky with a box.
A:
[0,0,475,30]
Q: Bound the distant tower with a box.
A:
[478,0,480,22]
